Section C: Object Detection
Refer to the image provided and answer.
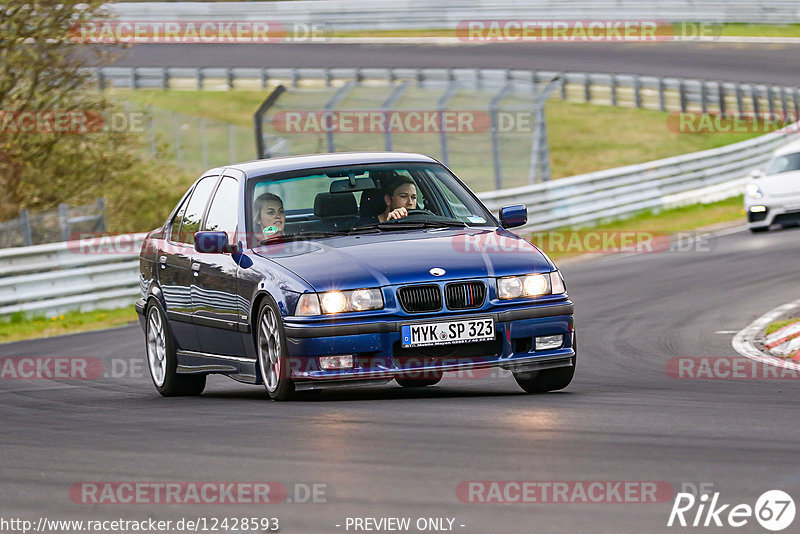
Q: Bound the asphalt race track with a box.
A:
[114,42,800,85]
[2,227,798,533]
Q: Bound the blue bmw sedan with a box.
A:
[136,152,575,400]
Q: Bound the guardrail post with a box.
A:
[560,74,567,100]
[610,74,617,106]
[291,68,299,88]
[700,80,708,113]
[324,68,332,87]
[679,80,687,112]
[416,68,424,88]
[583,73,591,102]
[736,83,744,114]
[634,75,643,109]
[59,203,70,242]
[95,198,106,233]
[161,68,169,90]
[130,67,138,90]
[717,82,726,115]
[794,88,800,117]
[780,87,788,117]
[226,68,234,90]
[658,78,666,111]
[195,68,203,90]
[261,68,269,89]
[18,210,32,247]
[96,68,105,91]
[355,68,363,86]
[767,86,776,116]
[751,85,760,116]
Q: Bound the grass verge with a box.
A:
[0,306,138,345]
[766,317,800,336]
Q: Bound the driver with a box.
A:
[379,175,418,222]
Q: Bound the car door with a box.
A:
[159,174,219,353]
[191,173,247,356]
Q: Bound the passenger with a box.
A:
[253,192,285,239]
[379,175,418,222]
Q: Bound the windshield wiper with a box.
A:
[349,220,467,233]
[259,231,345,245]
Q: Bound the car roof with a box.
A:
[222,152,439,179]
[773,138,800,157]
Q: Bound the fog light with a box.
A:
[535,335,563,351]
[319,355,354,370]
[749,205,767,213]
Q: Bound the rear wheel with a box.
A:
[513,338,576,394]
[749,226,769,233]
[145,302,206,396]
[256,299,295,401]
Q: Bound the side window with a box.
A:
[177,176,218,244]
[169,196,189,243]
[203,177,239,237]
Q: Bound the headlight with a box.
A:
[745,183,763,199]
[296,288,383,316]
[497,271,566,300]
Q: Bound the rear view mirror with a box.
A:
[500,205,527,228]
[330,177,376,193]
[194,231,235,254]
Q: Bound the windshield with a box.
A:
[246,162,495,246]
[766,152,800,175]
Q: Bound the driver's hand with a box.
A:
[386,207,408,220]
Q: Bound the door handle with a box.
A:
[191,262,200,276]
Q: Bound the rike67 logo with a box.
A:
[668,488,795,531]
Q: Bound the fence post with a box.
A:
[489,82,513,190]
[59,203,70,242]
[18,210,32,247]
[437,82,459,165]
[751,85,760,116]
[717,82,726,116]
[658,77,666,111]
[148,105,156,156]
[173,112,183,162]
[780,86,788,117]
[381,82,409,151]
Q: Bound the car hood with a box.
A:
[254,228,554,292]
[759,170,800,197]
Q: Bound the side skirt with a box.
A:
[176,350,258,384]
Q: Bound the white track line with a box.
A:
[732,298,800,371]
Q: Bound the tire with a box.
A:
[145,301,206,397]
[396,371,443,388]
[256,298,295,401]
[513,337,576,394]
[749,226,769,233]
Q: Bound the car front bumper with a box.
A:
[281,301,575,384]
[745,196,800,228]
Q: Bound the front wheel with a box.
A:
[145,302,206,396]
[749,226,769,233]
[513,338,576,394]
[256,299,295,401]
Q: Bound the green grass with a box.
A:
[0,306,138,344]
[766,317,800,336]
[524,195,745,262]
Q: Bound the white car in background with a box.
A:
[745,139,800,233]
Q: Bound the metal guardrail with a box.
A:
[94,66,800,118]
[0,234,146,317]
[108,1,800,26]
[479,127,798,232]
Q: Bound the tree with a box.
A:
[0,0,180,232]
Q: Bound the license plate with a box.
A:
[401,318,494,348]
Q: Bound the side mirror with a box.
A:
[749,169,765,179]
[194,231,236,254]
[499,205,527,229]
